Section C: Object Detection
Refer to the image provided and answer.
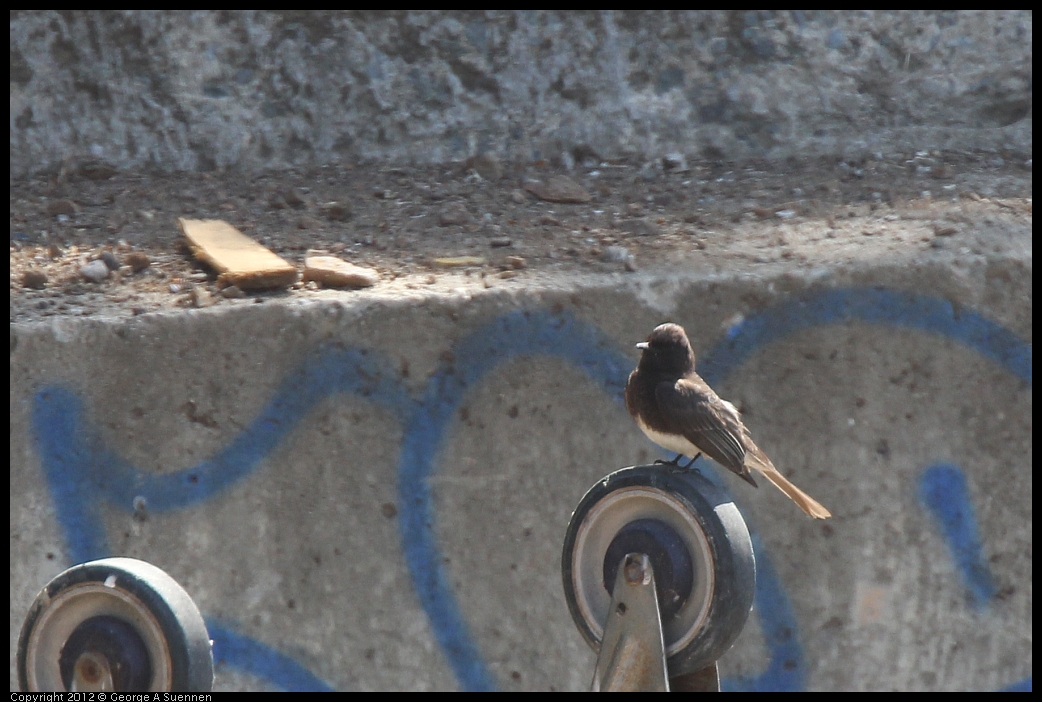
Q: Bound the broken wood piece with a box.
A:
[432,256,486,267]
[179,218,297,290]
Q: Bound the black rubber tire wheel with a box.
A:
[17,558,213,692]
[562,464,755,676]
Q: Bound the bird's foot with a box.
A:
[654,454,702,472]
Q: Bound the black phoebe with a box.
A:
[625,323,831,519]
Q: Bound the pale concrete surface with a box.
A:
[10,254,1031,691]
[10,10,1031,177]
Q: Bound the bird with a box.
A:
[625,322,831,519]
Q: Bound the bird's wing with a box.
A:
[655,378,755,483]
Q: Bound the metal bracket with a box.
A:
[592,553,669,692]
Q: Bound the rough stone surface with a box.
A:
[10,11,1031,178]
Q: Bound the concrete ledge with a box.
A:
[10,257,1031,690]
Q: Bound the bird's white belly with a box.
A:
[635,416,706,459]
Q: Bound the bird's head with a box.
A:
[636,323,696,373]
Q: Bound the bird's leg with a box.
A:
[654,454,702,471]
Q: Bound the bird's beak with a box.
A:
[635,342,649,350]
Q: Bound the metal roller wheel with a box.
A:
[562,464,755,676]
[17,558,214,692]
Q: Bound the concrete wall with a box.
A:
[11,261,1032,691]
[10,10,1032,177]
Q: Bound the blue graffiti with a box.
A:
[724,536,805,692]
[26,287,1030,691]
[399,310,629,689]
[208,619,335,692]
[918,464,997,610]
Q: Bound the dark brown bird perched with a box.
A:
[625,323,831,519]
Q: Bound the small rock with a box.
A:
[639,162,660,181]
[22,269,47,289]
[46,199,78,217]
[505,255,526,269]
[619,219,661,237]
[464,153,503,181]
[125,251,150,273]
[303,256,380,288]
[510,189,527,204]
[662,152,688,171]
[77,160,117,180]
[297,215,323,230]
[373,189,392,200]
[80,260,110,283]
[438,204,472,227]
[321,201,353,221]
[603,245,630,263]
[47,244,63,259]
[283,188,307,209]
[537,215,562,227]
[489,237,513,247]
[499,270,518,279]
[190,286,214,308]
[604,245,637,271]
[100,251,120,270]
[221,285,245,299]
[525,175,592,203]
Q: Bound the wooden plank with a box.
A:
[179,218,297,290]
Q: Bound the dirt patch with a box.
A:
[9,151,1032,323]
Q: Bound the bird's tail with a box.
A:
[746,449,832,519]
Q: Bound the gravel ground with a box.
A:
[9,151,1032,324]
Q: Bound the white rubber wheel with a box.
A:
[562,464,755,676]
[17,558,213,692]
